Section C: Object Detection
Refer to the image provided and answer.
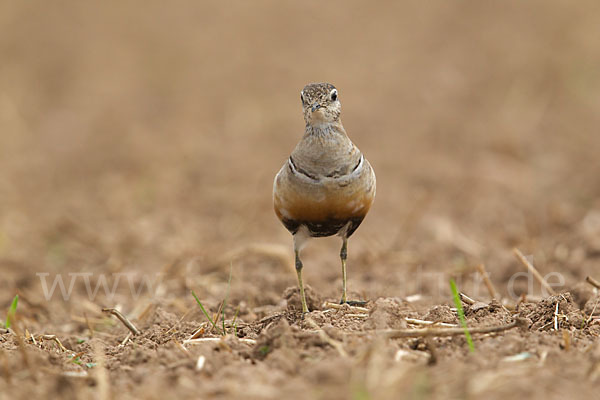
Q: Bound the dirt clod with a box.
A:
[283,285,322,312]
[424,305,459,325]
[365,298,409,329]
[520,293,585,331]
[252,319,296,360]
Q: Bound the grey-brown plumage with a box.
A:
[273,82,376,313]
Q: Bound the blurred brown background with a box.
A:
[1,0,600,307]
[2,2,600,399]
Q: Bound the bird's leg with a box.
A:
[339,237,348,304]
[339,237,368,306]
[295,246,309,314]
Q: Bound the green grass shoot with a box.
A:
[222,262,233,335]
[191,290,220,333]
[192,264,235,336]
[5,294,19,329]
[449,280,474,352]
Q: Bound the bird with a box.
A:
[273,82,376,313]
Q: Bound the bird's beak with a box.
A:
[311,103,321,112]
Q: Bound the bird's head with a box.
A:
[300,82,341,127]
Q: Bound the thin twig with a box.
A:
[119,332,132,348]
[586,276,600,290]
[554,301,560,331]
[102,308,140,335]
[586,298,600,326]
[405,318,458,328]
[39,335,68,352]
[183,337,256,345]
[513,248,556,295]
[188,327,205,341]
[459,292,476,305]
[345,313,369,318]
[476,263,499,299]
[375,318,527,339]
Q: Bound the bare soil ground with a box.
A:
[1,1,600,399]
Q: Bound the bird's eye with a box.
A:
[330,89,338,101]
[300,92,305,104]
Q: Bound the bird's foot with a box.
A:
[339,299,368,307]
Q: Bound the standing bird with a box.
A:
[273,82,376,313]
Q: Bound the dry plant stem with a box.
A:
[183,337,256,345]
[189,327,205,340]
[586,299,599,325]
[212,301,224,333]
[585,276,600,290]
[379,318,527,339]
[102,308,141,335]
[554,301,560,331]
[459,292,476,305]
[513,248,557,295]
[476,263,499,299]
[39,335,68,352]
[405,318,458,328]
[119,332,132,347]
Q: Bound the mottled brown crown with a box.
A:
[300,82,341,125]
[301,82,336,104]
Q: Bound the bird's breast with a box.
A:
[273,159,375,232]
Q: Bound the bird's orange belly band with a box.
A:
[275,187,373,223]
